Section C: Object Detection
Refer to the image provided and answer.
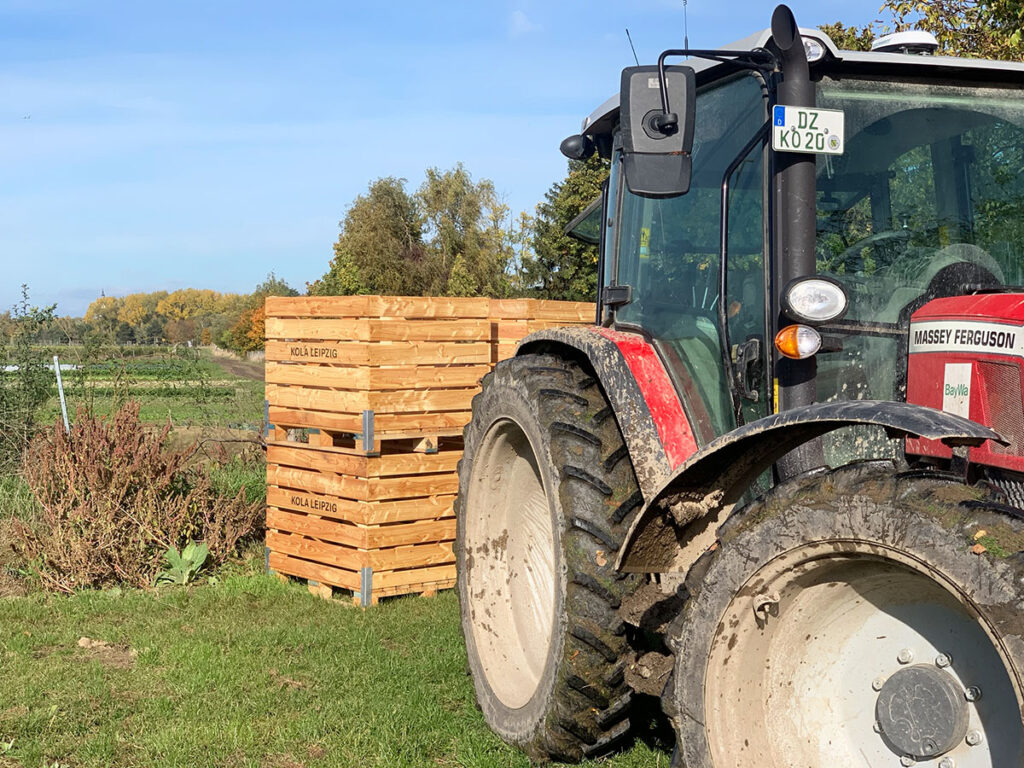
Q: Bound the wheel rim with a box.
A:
[705,542,1023,767]
[464,417,558,710]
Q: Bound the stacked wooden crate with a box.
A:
[264,295,593,605]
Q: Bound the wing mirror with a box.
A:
[619,65,696,198]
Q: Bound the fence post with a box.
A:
[53,355,70,434]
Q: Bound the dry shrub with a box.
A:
[14,401,264,592]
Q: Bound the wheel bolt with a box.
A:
[872,676,886,691]
[897,648,914,664]
[900,756,916,767]
[965,686,982,702]
[935,653,953,668]
[939,758,955,768]
[966,730,984,746]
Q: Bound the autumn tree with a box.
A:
[418,163,514,297]
[225,273,299,353]
[309,177,426,296]
[823,0,1024,59]
[84,296,124,338]
[818,22,877,50]
[520,154,610,302]
[885,0,1023,59]
[311,166,517,299]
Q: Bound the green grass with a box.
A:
[0,578,671,768]
[0,474,38,521]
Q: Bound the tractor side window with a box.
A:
[613,73,766,440]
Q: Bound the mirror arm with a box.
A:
[654,48,777,135]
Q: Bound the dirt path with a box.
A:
[208,355,264,382]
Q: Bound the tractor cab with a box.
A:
[567,22,1024,467]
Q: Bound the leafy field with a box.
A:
[35,347,264,429]
[0,575,670,768]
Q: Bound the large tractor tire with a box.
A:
[668,462,1024,768]
[456,353,642,762]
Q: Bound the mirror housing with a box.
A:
[559,133,596,160]
[619,65,696,198]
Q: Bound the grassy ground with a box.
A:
[0,347,676,767]
[0,574,671,768]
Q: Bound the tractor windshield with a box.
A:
[814,76,1024,414]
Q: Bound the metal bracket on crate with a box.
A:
[360,409,377,454]
[358,567,373,606]
[264,546,271,573]
[264,399,273,438]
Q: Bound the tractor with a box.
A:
[456,5,1024,766]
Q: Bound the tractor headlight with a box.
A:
[802,37,826,62]
[782,277,848,325]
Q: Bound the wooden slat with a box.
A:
[266,385,479,415]
[268,406,472,435]
[265,340,491,366]
[373,578,456,600]
[362,518,455,549]
[268,508,454,549]
[269,551,360,590]
[267,509,365,548]
[488,298,532,320]
[268,464,459,501]
[374,563,457,590]
[268,531,454,574]
[266,296,490,319]
[267,442,461,477]
[265,362,488,391]
[265,317,489,343]
[266,487,455,524]
[529,300,596,322]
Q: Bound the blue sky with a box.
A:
[0,1,888,317]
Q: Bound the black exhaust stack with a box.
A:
[771,5,824,477]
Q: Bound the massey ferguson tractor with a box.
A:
[456,6,1024,766]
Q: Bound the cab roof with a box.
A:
[580,26,1024,138]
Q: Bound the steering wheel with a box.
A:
[832,229,912,271]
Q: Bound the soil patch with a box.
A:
[209,355,264,382]
[76,636,138,670]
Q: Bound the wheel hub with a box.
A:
[875,664,970,760]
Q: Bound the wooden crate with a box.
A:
[265,296,492,446]
[264,296,594,605]
[266,440,459,605]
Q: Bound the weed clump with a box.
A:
[13,401,264,592]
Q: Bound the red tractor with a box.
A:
[457,6,1024,766]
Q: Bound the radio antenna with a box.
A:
[625,28,640,66]
[683,0,690,48]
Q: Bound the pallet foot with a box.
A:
[307,579,333,600]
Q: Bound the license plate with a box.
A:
[772,105,845,155]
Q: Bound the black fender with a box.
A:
[616,400,1006,573]
[519,326,696,501]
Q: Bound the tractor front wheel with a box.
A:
[669,463,1024,768]
[457,353,641,762]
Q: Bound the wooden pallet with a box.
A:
[263,296,594,604]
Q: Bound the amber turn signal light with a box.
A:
[775,324,822,360]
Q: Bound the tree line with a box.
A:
[13,274,300,353]
[307,159,609,303]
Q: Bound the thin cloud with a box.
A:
[509,9,539,37]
